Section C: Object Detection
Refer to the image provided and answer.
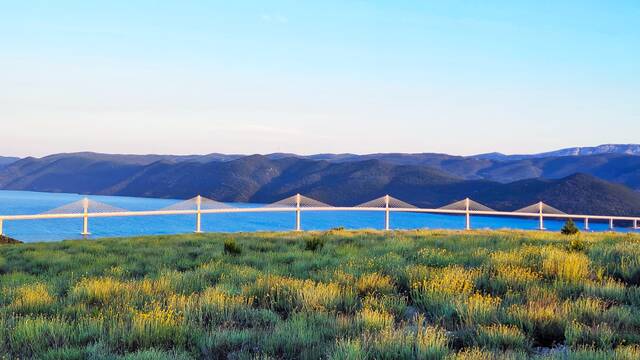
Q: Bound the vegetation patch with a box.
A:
[0,230,639,358]
[304,236,325,252]
[223,238,242,255]
[561,219,580,236]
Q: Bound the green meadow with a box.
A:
[1,230,640,359]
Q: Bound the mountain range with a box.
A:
[474,144,640,161]
[1,144,640,216]
[0,157,19,169]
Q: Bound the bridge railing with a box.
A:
[0,194,638,236]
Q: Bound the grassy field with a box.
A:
[1,230,640,359]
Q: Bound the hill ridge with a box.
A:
[1,154,640,216]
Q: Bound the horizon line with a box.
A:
[4,143,640,160]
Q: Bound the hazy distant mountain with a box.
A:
[1,153,639,215]
[292,151,640,190]
[6,143,639,186]
[474,154,640,188]
[473,144,640,161]
[15,152,245,166]
[292,153,640,190]
[0,156,19,169]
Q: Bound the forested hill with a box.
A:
[0,156,19,169]
[1,153,640,216]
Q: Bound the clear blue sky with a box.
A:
[1,1,638,157]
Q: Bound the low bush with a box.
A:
[358,307,394,332]
[244,275,349,316]
[411,266,479,322]
[366,321,450,359]
[361,294,407,320]
[130,302,187,349]
[223,238,242,255]
[507,301,566,346]
[11,283,55,313]
[330,339,364,360]
[474,324,528,351]
[569,236,587,252]
[590,241,640,285]
[356,273,395,296]
[456,292,501,326]
[541,247,590,282]
[492,264,541,292]
[305,236,326,251]
[565,321,615,350]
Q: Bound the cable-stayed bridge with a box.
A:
[0,194,638,237]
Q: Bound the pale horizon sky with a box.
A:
[1,1,639,158]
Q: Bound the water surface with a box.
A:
[0,190,634,242]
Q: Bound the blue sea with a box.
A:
[0,190,635,242]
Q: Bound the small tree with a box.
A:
[561,219,579,235]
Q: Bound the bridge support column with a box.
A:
[81,198,90,236]
[584,217,590,231]
[538,202,545,230]
[465,198,471,230]
[0,218,3,236]
[635,219,639,229]
[295,194,301,231]
[195,195,203,233]
[384,195,390,231]
[609,218,614,230]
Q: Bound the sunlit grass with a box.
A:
[474,324,529,351]
[0,229,640,358]
[356,272,395,296]
[456,292,501,325]
[541,248,590,282]
[10,283,55,313]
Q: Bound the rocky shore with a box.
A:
[0,235,21,244]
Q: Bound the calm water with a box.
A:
[0,190,634,242]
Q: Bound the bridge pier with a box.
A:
[384,209,390,231]
[609,218,614,230]
[81,198,90,236]
[538,202,545,230]
[584,217,590,231]
[465,212,470,230]
[0,218,3,236]
[465,198,471,230]
[384,195,390,231]
[82,215,89,236]
[635,219,639,229]
[295,194,302,231]
[195,195,203,233]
